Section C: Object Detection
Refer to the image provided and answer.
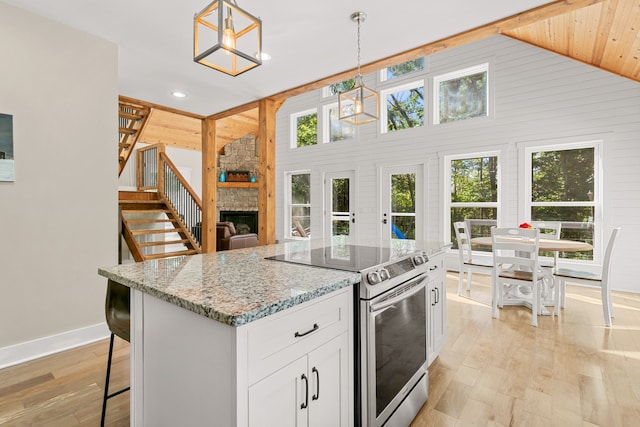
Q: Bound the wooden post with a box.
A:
[201,117,217,253]
[258,98,277,245]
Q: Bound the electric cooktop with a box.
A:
[265,244,417,272]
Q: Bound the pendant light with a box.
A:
[194,0,262,77]
[339,12,379,124]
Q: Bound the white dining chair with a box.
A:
[453,221,493,296]
[553,227,620,327]
[491,227,552,327]
[530,221,562,268]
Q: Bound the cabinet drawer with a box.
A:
[246,288,351,384]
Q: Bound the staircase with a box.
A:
[119,100,150,177]
[119,191,200,262]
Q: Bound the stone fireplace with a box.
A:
[217,135,259,225]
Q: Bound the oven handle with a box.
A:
[370,273,428,313]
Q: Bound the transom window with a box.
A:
[434,63,488,125]
[380,57,425,81]
[290,109,317,148]
[322,103,355,143]
[380,80,425,134]
[323,78,356,97]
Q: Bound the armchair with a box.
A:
[216,221,259,251]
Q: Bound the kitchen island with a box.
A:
[99,242,359,427]
[98,241,449,427]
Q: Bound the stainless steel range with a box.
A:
[267,244,430,427]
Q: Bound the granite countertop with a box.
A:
[98,240,450,327]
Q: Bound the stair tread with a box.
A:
[125,218,177,225]
[132,228,179,236]
[139,239,190,248]
[144,249,198,260]
[119,128,137,135]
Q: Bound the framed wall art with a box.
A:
[0,113,15,182]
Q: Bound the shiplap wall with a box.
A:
[275,35,640,293]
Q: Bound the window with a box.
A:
[445,152,500,250]
[381,58,425,81]
[322,103,355,143]
[323,78,356,97]
[290,109,317,148]
[434,63,488,124]
[380,80,424,133]
[524,143,599,261]
[286,171,311,239]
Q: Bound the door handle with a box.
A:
[383,219,387,224]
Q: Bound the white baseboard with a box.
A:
[0,323,110,370]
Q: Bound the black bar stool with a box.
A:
[101,279,130,426]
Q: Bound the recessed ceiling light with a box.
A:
[172,91,187,98]
[257,51,271,61]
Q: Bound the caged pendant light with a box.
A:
[194,0,262,77]
[339,11,379,124]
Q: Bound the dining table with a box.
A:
[470,235,593,314]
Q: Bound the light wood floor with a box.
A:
[1,273,639,426]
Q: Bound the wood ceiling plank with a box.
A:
[138,109,202,151]
[600,0,640,76]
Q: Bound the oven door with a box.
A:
[363,272,428,427]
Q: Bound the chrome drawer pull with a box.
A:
[294,323,319,338]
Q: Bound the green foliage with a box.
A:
[291,173,310,204]
[296,113,317,147]
[328,79,356,96]
[439,71,487,123]
[450,157,498,203]
[387,87,424,132]
[532,148,594,203]
[391,174,415,213]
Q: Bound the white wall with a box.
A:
[275,35,640,293]
[0,3,118,365]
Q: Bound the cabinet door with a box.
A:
[427,260,446,365]
[248,356,308,427]
[308,332,350,427]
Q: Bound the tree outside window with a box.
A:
[382,58,425,81]
[325,78,356,97]
[528,146,596,260]
[323,103,355,142]
[290,109,317,148]
[381,80,424,133]
[435,64,488,124]
[289,172,311,238]
[448,154,499,251]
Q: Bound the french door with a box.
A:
[324,171,356,245]
[380,165,423,243]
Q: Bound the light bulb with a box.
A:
[222,10,236,53]
[355,97,363,114]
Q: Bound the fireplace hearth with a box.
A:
[220,211,258,234]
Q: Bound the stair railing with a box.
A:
[137,144,203,248]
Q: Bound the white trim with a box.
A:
[0,323,110,369]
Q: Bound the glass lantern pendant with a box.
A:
[194,0,262,77]
[339,12,378,125]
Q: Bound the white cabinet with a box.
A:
[248,332,350,427]
[129,286,353,427]
[427,254,446,365]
